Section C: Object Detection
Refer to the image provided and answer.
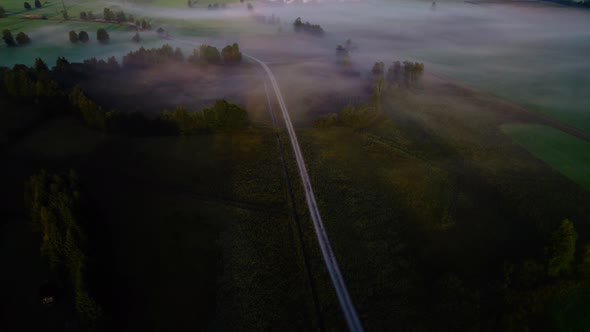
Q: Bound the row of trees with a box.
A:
[187,43,243,65]
[372,61,425,87]
[79,11,95,20]
[293,17,324,36]
[122,44,184,68]
[0,59,62,99]
[24,0,43,10]
[252,14,281,25]
[69,30,90,43]
[160,100,249,134]
[26,170,103,327]
[2,30,31,46]
[102,8,135,23]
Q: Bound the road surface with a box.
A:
[244,53,364,332]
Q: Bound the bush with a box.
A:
[79,11,87,20]
[78,31,89,43]
[96,28,109,43]
[16,32,31,45]
[69,30,78,43]
[34,0,42,8]
[24,2,31,10]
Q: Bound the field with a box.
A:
[502,124,590,192]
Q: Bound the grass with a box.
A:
[501,123,590,192]
[280,77,590,330]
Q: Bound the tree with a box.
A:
[222,43,242,64]
[247,3,253,10]
[371,61,385,76]
[34,58,48,72]
[0,6,5,18]
[188,0,193,7]
[546,219,577,277]
[16,32,31,45]
[87,11,94,20]
[103,8,112,21]
[79,11,87,20]
[78,30,89,43]
[34,0,42,8]
[141,19,148,30]
[96,28,109,43]
[69,30,78,43]
[2,29,15,46]
[24,2,32,10]
[131,32,141,43]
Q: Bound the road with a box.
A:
[244,53,364,332]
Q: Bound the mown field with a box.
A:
[502,123,590,192]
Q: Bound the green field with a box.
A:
[501,123,590,192]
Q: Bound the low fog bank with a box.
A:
[242,0,590,129]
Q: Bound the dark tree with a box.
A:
[78,30,89,43]
[222,43,242,64]
[0,6,5,18]
[24,2,32,10]
[371,62,385,76]
[132,32,141,43]
[69,30,78,43]
[16,32,31,45]
[546,219,577,277]
[2,29,16,46]
[34,58,48,72]
[96,28,109,43]
[156,27,165,34]
[103,8,112,21]
[55,57,70,72]
[34,0,42,8]
[80,11,87,20]
[87,11,94,19]
[141,19,148,30]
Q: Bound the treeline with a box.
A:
[70,86,249,135]
[0,60,64,101]
[1,58,250,136]
[102,8,135,24]
[26,170,102,327]
[293,17,324,36]
[372,61,425,88]
[122,44,184,68]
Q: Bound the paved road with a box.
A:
[244,53,364,332]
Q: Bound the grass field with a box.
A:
[501,123,590,192]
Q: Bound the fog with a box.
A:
[2,0,589,129]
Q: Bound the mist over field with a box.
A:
[2,0,590,330]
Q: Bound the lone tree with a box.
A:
[69,30,78,43]
[96,28,109,43]
[78,30,89,43]
[16,32,31,45]
[34,0,42,8]
[131,32,141,43]
[546,219,577,277]
[80,11,87,20]
[2,29,16,46]
[24,2,32,10]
